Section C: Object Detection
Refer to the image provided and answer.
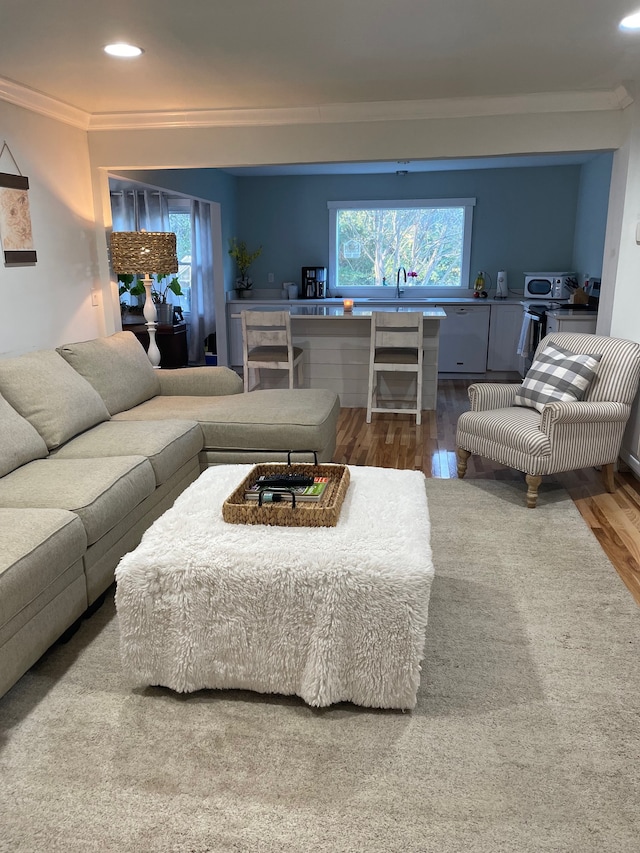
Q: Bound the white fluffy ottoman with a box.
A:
[115,464,434,709]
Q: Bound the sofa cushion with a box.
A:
[57,332,161,415]
[0,457,156,546]
[0,508,86,644]
[51,420,203,486]
[0,350,110,450]
[157,366,243,397]
[0,393,49,477]
[112,388,340,454]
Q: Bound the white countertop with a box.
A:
[228,296,522,308]
[545,308,598,318]
[232,305,447,318]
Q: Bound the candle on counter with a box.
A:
[343,299,354,312]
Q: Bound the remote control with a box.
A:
[258,474,315,488]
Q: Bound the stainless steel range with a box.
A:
[517,297,599,376]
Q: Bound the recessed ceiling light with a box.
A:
[619,12,640,30]
[104,43,144,58]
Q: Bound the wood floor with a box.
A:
[333,378,640,607]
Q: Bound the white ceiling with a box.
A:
[1,0,640,116]
[0,1,637,175]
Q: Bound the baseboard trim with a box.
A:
[619,447,640,480]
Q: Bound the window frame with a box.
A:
[327,197,476,298]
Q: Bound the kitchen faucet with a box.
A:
[396,267,406,298]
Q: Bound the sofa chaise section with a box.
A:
[112,388,340,464]
[57,332,340,465]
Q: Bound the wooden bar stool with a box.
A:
[366,311,424,424]
[241,310,304,392]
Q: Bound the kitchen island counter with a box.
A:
[228,303,446,409]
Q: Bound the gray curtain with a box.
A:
[110,189,170,232]
[189,200,216,365]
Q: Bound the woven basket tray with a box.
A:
[223,463,350,528]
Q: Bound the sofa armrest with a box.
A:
[157,367,243,397]
[540,400,630,433]
[468,383,521,412]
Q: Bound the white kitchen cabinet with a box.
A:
[435,304,490,372]
[545,311,597,335]
[487,303,524,372]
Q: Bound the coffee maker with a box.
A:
[301,266,327,299]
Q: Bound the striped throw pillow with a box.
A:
[514,343,602,412]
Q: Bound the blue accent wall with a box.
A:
[236,165,585,294]
[114,160,611,297]
[572,153,613,283]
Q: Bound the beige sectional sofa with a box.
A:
[0,331,340,699]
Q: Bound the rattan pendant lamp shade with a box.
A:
[109,231,178,368]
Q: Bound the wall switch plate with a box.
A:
[268,272,274,283]
[91,292,99,306]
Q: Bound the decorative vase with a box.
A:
[236,276,253,298]
[156,302,173,324]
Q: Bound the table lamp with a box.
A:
[110,231,178,368]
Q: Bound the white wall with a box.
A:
[0,100,103,357]
[88,109,625,172]
[599,103,640,474]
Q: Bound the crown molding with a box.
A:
[0,77,90,129]
[0,74,633,133]
[86,87,636,131]
[615,83,635,109]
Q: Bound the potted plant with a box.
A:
[117,273,183,324]
[229,237,262,297]
[117,274,145,322]
[153,274,184,324]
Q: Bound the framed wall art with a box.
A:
[0,142,37,265]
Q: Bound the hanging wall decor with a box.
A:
[0,142,37,265]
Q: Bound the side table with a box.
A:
[123,322,188,368]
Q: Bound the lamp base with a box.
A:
[142,275,161,368]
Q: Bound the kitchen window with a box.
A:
[328,197,475,297]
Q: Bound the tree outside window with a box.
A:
[328,198,475,295]
[168,209,192,313]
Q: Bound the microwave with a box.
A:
[524,272,578,300]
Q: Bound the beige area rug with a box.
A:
[1,477,639,853]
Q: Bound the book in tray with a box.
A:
[244,476,329,503]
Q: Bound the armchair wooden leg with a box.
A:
[525,474,542,509]
[602,462,616,493]
[456,447,471,479]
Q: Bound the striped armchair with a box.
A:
[456,332,640,508]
